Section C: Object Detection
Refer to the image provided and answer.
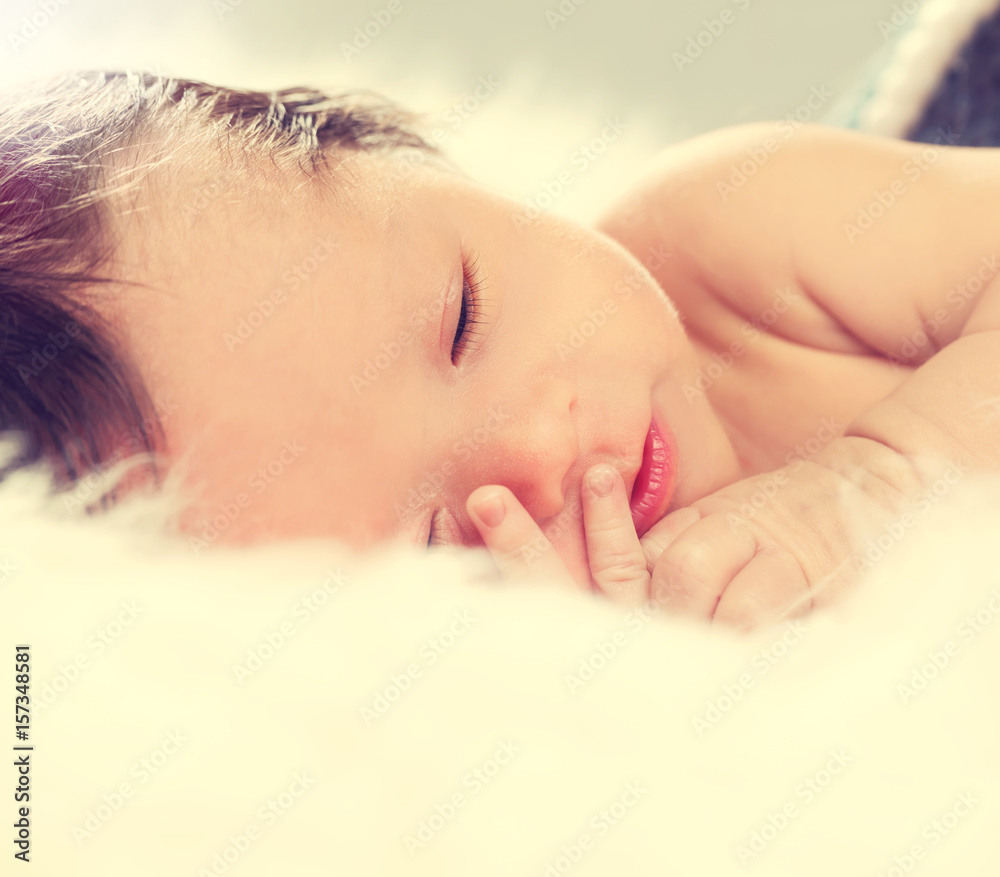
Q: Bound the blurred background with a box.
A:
[0,0,908,220]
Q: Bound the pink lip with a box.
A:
[628,416,677,537]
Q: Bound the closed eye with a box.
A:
[427,508,462,549]
[451,251,488,365]
[429,252,491,548]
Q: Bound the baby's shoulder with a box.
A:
[598,121,1000,364]
[594,124,877,357]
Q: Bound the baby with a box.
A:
[3,71,997,629]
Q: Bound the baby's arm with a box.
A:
[464,124,1000,625]
[595,123,1000,624]
[685,123,1000,468]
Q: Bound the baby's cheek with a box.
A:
[537,503,591,585]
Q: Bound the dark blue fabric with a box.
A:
[907,4,1000,146]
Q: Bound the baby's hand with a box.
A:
[640,437,920,629]
[466,438,920,630]
[466,464,652,604]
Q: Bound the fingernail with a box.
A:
[473,493,506,528]
[588,466,614,498]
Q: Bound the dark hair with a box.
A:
[0,70,436,498]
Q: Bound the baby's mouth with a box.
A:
[629,416,677,537]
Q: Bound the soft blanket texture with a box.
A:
[1,453,998,875]
[5,3,1000,871]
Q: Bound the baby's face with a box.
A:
[117,149,734,583]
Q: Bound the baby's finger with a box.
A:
[638,506,703,573]
[582,465,649,605]
[466,485,578,590]
[712,548,810,631]
[650,514,757,619]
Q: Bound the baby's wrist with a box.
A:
[809,435,971,516]
[808,436,923,513]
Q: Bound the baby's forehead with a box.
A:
[107,150,435,536]
[111,146,468,376]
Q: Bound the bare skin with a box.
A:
[467,123,1000,627]
[107,146,738,589]
[108,123,1000,629]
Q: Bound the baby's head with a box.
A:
[2,71,736,583]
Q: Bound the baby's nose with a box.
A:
[458,381,578,522]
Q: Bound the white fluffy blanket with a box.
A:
[1,458,998,876]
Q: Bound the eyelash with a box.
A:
[429,252,489,548]
[427,510,456,548]
[451,251,487,365]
